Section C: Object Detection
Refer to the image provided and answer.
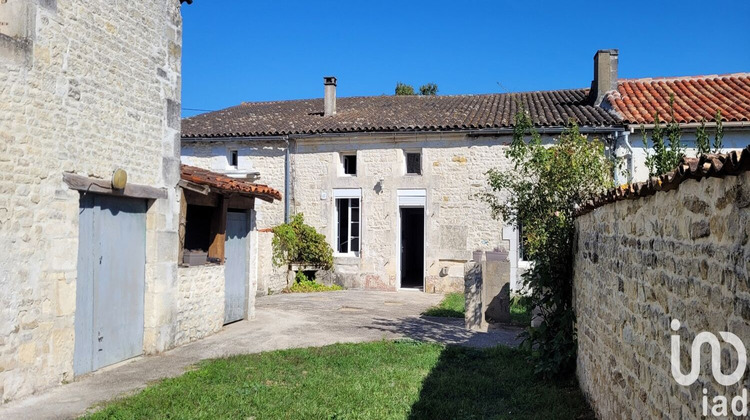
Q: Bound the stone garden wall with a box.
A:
[574,163,750,419]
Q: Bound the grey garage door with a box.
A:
[74,194,147,375]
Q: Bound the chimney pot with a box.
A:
[324,76,337,116]
[591,49,618,106]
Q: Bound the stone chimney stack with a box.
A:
[324,76,337,117]
[590,49,618,106]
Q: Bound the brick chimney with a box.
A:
[590,49,618,106]
[324,76,337,116]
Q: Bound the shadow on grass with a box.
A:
[407,345,595,420]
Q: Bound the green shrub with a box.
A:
[288,273,343,293]
[271,213,333,270]
[482,111,614,378]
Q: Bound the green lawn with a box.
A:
[82,341,592,419]
[422,293,533,326]
[421,292,465,318]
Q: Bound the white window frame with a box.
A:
[404,150,422,176]
[339,152,357,177]
[333,189,361,257]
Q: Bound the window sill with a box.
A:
[334,252,360,258]
[222,169,260,178]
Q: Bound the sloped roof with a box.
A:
[606,73,750,125]
[576,146,750,216]
[181,89,621,138]
[181,165,282,202]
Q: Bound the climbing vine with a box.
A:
[643,95,686,177]
[695,110,724,157]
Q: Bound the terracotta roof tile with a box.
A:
[181,165,282,202]
[182,89,620,138]
[576,146,750,216]
[607,73,750,124]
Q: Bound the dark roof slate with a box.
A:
[182,89,622,138]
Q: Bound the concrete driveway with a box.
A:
[0,290,522,419]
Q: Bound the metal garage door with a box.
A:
[74,194,147,375]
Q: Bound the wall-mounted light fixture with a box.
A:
[112,168,128,190]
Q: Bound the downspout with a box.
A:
[612,130,633,185]
[283,135,291,223]
[622,131,633,184]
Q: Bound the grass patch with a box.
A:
[422,293,532,326]
[285,271,343,293]
[82,341,592,419]
[510,295,532,326]
[422,292,464,318]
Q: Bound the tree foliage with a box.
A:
[395,82,416,95]
[419,83,438,95]
[482,111,614,377]
[271,213,333,270]
[395,82,439,96]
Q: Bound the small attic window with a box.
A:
[342,153,357,175]
[406,152,422,175]
[228,149,239,168]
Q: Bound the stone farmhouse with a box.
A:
[181,50,750,295]
[0,0,280,404]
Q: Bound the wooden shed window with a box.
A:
[184,204,214,252]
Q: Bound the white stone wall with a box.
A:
[174,265,224,346]
[181,140,288,293]
[574,171,750,419]
[181,133,559,293]
[292,133,514,291]
[0,0,182,403]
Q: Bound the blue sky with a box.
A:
[181,0,750,117]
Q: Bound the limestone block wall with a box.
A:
[292,134,514,291]
[174,265,225,346]
[181,140,287,294]
[0,0,182,403]
[574,171,750,419]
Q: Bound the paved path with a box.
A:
[0,290,522,419]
